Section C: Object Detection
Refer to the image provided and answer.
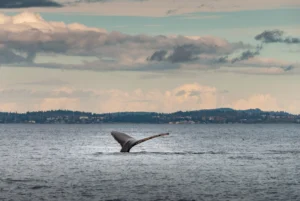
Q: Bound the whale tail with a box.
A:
[111,131,169,152]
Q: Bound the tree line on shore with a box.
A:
[0,108,299,124]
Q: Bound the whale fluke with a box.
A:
[111,131,169,152]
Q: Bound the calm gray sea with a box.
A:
[0,124,299,201]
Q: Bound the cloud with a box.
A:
[231,45,262,63]
[147,50,168,61]
[0,47,28,63]
[255,29,300,44]
[217,56,300,75]
[147,50,167,62]
[0,83,218,113]
[283,65,294,71]
[0,0,62,8]
[168,44,200,63]
[2,83,300,114]
[147,40,251,64]
[0,11,107,64]
[235,57,296,68]
[166,9,178,15]
[229,94,282,111]
[255,30,284,43]
[0,12,253,72]
[148,45,200,63]
[38,97,80,111]
[1,0,298,17]
[215,44,263,64]
[0,12,297,75]
[213,29,300,72]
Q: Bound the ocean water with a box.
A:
[0,123,299,201]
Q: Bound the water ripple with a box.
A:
[0,124,300,201]
[92,151,228,156]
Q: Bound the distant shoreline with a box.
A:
[0,122,299,125]
[0,108,299,124]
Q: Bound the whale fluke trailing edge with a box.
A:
[111,131,169,152]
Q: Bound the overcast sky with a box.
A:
[0,0,299,114]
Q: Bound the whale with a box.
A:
[111,131,169,152]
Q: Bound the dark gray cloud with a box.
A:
[214,29,299,66]
[0,0,62,8]
[231,46,261,63]
[216,55,228,63]
[168,44,200,63]
[255,30,300,44]
[166,9,178,15]
[148,42,244,64]
[0,48,28,64]
[232,51,256,63]
[147,50,167,61]
[255,30,284,43]
[283,65,294,72]
[215,45,262,64]
[283,37,300,44]
[213,30,299,66]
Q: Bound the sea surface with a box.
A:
[0,123,299,201]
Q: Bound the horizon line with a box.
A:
[0,107,299,116]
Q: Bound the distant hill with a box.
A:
[0,108,299,124]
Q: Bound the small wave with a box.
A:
[31,185,50,190]
[178,199,197,201]
[4,178,46,184]
[206,151,227,155]
[49,148,60,151]
[93,151,227,156]
[228,156,262,160]
[266,150,300,155]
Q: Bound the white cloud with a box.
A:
[229,94,282,111]
[2,83,300,114]
[37,97,80,111]
[53,83,218,113]
[0,83,218,113]
[0,11,106,33]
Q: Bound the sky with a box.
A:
[0,0,299,114]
